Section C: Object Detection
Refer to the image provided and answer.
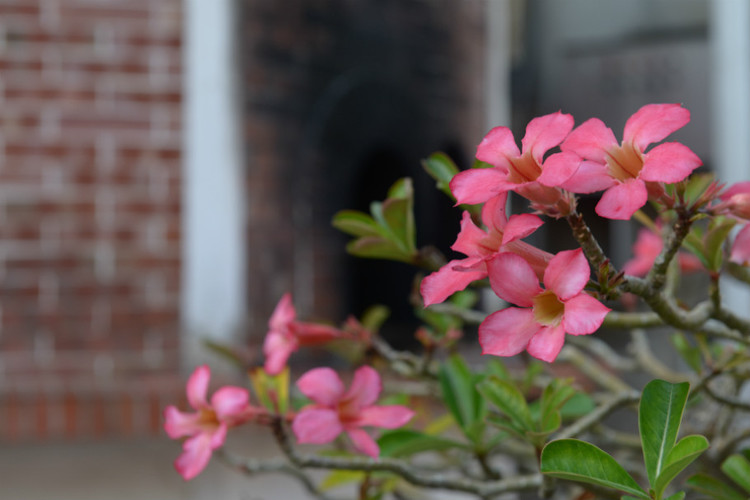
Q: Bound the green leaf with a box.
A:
[541,439,649,500]
[360,305,390,333]
[382,197,415,253]
[477,376,534,433]
[721,454,750,493]
[377,429,466,458]
[687,473,747,500]
[331,209,384,238]
[670,332,702,373]
[540,379,577,433]
[422,152,459,199]
[346,237,412,263]
[320,470,365,490]
[704,218,737,271]
[560,392,596,420]
[438,355,484,434]
[653,435,709,499]
[639,379,691,487]
[663,492,686,500]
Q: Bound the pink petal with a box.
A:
[543,248,590,301]
[721,181,750,201]
[420,258,487,306]
[731,224,750,265]
[479,307,540,357]
[269,293,296,331]
[164,406,201,439]
[296,367,345,406]
[263,331,296,375]
[210,386,249,422]
[623,229,661,276]
[292,408,344,444]
[501,214,544,246]
[503,240,554,280]
[561,118,618,163]
[595,179,648,220]
[561,293,611,335]
[451,212,488,256]
[476,126,519,167]
[560,160,617,194]
[342,366,381,410]
[480,192,509,231]
[623,103,690,152]
[486,252,542,307]
[292,322,342,345]
[639,142,702,183]
[186,365,210,410]
[526,325,566,362]
[174,433,214,481]
[346,428,380,458]
[678,252,703,273]
[357,405,415,429]
[521,112,574,164]
[537,151,582,187]
[450,167,512,206]
[209,422,228,450]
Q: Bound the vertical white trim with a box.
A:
[710,0,750,315]
[182,0,246,366]
[485,0,512,130]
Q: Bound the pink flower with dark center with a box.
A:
[164,365,261,480]
[292,366,414,457]
[421,193,552,306]
[623,227,703,277]
[420,193,552,307]
[561,103,702,220]
[450,112,581,212]
[479,249,610,362]
[264,293,344,375]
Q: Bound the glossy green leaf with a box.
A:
[377,429,466,458]
[382,197,415,253]
[721,454,750,493]
[331,209,384,238]
[687,473,747,500]
[422,152,459,199]
[477,376,534,433]
[560,392,596,420]
[639,379,691,486]
[541,439,649,500]
[653,435,709,499]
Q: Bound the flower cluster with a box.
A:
[164,103,750,496]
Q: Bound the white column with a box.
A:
[182,0,246,367]
[710,0,750,315]
[485,0,512,129]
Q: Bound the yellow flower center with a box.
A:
[605,142,643,181]
[507,153,542,184]
[532,290,565,326]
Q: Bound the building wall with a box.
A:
[241,0,487,346]
[0,0,183,439]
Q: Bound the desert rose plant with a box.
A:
[166,103,750,500]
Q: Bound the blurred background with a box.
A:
[0,0,745,498]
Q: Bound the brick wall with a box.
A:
[242,0,487,342]
[0,0,183,439]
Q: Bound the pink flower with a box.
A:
[292,366,414,457]
[164,365,260,480]
[718,181,750,220]
[623,227,703,276]
[561,103,702,220]
[731,224,750,265]
[420,193,553,306]
[450,112,580,211]
[479,249,610,362]
[264,293,344,375]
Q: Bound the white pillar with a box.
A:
[182,0,246,367]
[710,0,750,316]
[485,0,512,129]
